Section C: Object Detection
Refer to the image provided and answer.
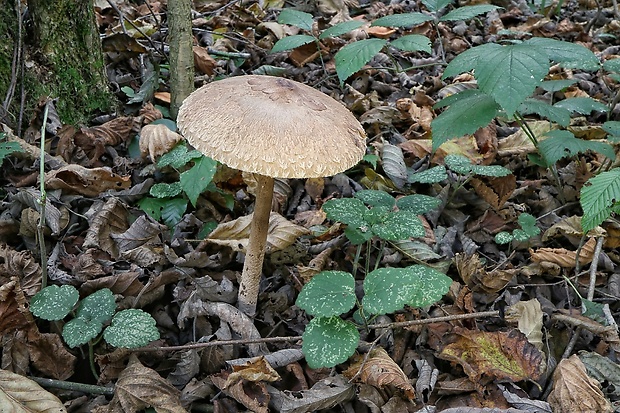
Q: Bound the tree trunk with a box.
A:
[168,0,195,119]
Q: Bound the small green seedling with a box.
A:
[30,285,159,349]
[494,213,541,245]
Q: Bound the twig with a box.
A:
[28,376,114,396]
[366,310,500,329]
[38,100,50,288]
[587,236,605,301]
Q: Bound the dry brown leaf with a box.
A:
[0,369,67,412]
[455,253,515,294]
[74,116,137,165]
[542,215,605,244]
[27,332,77,380]
[92,354,187,413]
[83,198,129,259]
[139,123,183,161]
[0,244,42,297]
[365,26,396,38]
[206,211,310,253]
[211,371,270,413]
[193,46,216,75]
[267,375,355,413]
[470,175,516,211]
[45,164,131,197]
[547,355,612,413]
[0,291,30,336]
[138,102,163,124]
[343,347,415,400]
[80,271,144,297]
[530,236,597,267]
[505,299,544,351]
[1,331,30,376]
[225,356,281,387]
[438,328,545,384]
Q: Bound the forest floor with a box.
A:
[2,0,620,412]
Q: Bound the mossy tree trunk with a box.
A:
[0,0,115,129]
[168,0,194,119]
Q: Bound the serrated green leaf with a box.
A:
[408,165,448,183]
[63,318,102,348]
[539,79,578,92]
[30,285,79,321]
[157,144,202,168]
[363,154,379,168]
[518,213,540,237]
[603,121,620,139]
[103,309,160,348]
[319,21,365,39]
[0,141,23,167]
[138,197,187,227]
[580,169,620,232]
[519,98,571,127]
[494,231,513,244]
[372,211,425,240]
[471,164,512,177]
[271,35,317,53]
[363,266,451,315]
[431,90,499,150]
[422,0,452,12]
[364,208,390,225]
[335,39,387,84]
[390,34,431,53]
[582,298,607,325]
[554,97,608,115]
[302,317,359,369]
[180,156,218,207]
[355,190,395,209]
[323,198,368,227]
[475,43,549,116]
[539,130,615,166]
[150,182,182,198]
[396,194,441,214]
[443,43,499,79]
[445,154,473,174]
[603,58,620,73]
[277,9,314,31]
[75,289,116,325]
[371,13,434,28]
[525,37,600,71]
[296,271,356,317]
[440,4,501,21]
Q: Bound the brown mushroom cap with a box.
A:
[177,75,366,179]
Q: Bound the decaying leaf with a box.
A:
[92,354,187,413]
[469,174,516,211]
[0,369,67,412]
[438,328,545,384]
[139,123,183,161]
[548,355,612,413]
[505,299,544,351]
[579,351,620,398]
[225,356,281,387]
[343,347,415,400]
[193,46,217,75]
[455,253,515,294]
[530,236,596,267]
[167,350,200,388]
[206,211,309,253]
[27,332,77,380]
[73,116,137,165]
[0,244,42,297]
[12,188,64,235]
[267,375,355,413]
[211,371,270,413]
[83,198,129,259]
[45,164,131,197]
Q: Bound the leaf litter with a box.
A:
[0,0,620,411]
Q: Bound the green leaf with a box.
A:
[371,13,434,28]
[582,298,607,325]
[0,141,23,167]
[396,194,442,214]
[474,43,549,116]
[494,231,513,244]
[525,37,600,71]
[408,165,448,183]
[63,318,102,348]
[422,0,452,12]
[150,182,182,198]
[603,121,620,139]
[431,90,499,150]
[445,154,473,174]
[355,190,395,209]
[157,144,202,168]
[518,213,540,237]
[319,21,365,39]
[296,271,356,317]
[580,169,620,232]
[278,9,314,31]
[371,211,425,240]
[511,228,531,242]
[271,35,317,53]
[519,98,571,127]
[471,164,512,177]
[554,97,608,115]
[603,58,620,73]
[539,130,615,166]
[363,154,379,168]
[539,79,578,92]
[103,309,160,348]
[363,266,451,315]
[180,156,218,207]
[75,289,116,325]
[390,34,431,53]
[138,197,187,227]
[335,39,387,84]
[30,285,79,321]
[323,198,368,227]
[344,226,374,245]
[302,317,359,369]
[443,43,499,79]
[440,5,501,21]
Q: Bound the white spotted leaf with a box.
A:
[75,288,116,325]
[104,309,160,348]
[302,317,359,369]
[296,271,356,317]
[30,285,79,321]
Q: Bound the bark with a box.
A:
[168,0,195,119]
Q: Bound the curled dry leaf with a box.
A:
[139,123,183,161]
[0,368,67,413]
[111,215,167,267]
[27,332,77,380]
[45,164,131,197]
[0,244,42,297]
[530,236,596,268]
[193,46,216,75]
[167,349,200,388]
[83,198,129,259]
[267,375,355,413]
[206,211,310,253]
[470,174,516,211]
[505,299,544,351]
[438,328,545,385]
[73,116,137,165]
[0,291,30,336]
[225,356,281,388]
[455,253,515,294]
[211,371,269,413]
[138,102,163,124]
[343,347,415,400]
[13,188,63,235]
[547,354,612,413]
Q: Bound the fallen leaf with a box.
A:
[0,369,67,413]
[193,46,216,75]
[211,371,270,413]
[547,355,612,413]
[505,299,544,351]
[455,253,515,294]
[139,123,183,161]
[470,174,516,211]
[530,236,596,267]
[45,164,131,197]
[225,356,281,387]
[27,332,77,380]
[267,375,355,413]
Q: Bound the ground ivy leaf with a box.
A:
[103,309,160,349]
[75,288,116,325]
[323,198,368,227]
[371,211,425,240]
[302,317,359,369]
[63,318,102,348]
[296,271,356,317]
[355,189,395,209]
[396,194,442,214]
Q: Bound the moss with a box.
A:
[0,2,18,120]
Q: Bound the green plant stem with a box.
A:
[351,243,363,277]
[365,239,371,276]
[374,240,385,272]
[38,99,49,288]
[28,376,114,395]
[88,341,99,381]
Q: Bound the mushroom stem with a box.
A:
[237,173,274,316]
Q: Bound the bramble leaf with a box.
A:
[180,156,218,206]
[371,13,434,28]
[271,35,316,53]
[390,34,431,53]
[519,98,571,127]
[525,37,600,71]
[335,39,387,84]
[319,21,364,39]
[440,4,501,21]
[539,130,615,166]
[554,97,608,115]
[278,9,314,31]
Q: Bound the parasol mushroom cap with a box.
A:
[177,75,366,179]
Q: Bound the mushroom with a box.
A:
[177,75,366,316]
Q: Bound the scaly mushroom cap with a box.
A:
[177,75,367,179]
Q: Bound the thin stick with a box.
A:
[38,100,50,288]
